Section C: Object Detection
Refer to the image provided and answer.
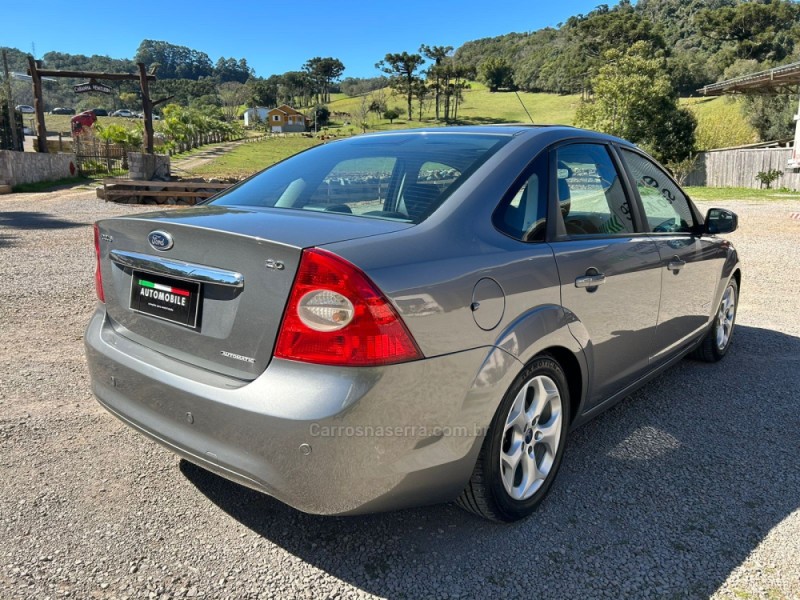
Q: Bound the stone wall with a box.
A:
[0,150,76,187]
[128,153,170,181]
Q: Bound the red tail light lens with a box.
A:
[93,223,105,303]
[275,248,423,366]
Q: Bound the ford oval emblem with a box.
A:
[148,230,174,251]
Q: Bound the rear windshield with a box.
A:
[208,133,510,223]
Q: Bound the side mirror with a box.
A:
[705,208,738,235]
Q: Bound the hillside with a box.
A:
[321,84,754,150]
[3,0,790,152]
[325,82,580,128]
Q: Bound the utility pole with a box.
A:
[2,50,20,151]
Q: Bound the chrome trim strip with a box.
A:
[110,250,244,288]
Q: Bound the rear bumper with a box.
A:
[85,309,498,515]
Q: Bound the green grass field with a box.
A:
[187,136,321,179]
[324,83,579,130]
[685,186,800,201]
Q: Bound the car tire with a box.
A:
[691,278,738,363]
[456,354,570,522]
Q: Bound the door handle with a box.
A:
[667,257,686,272]
[575,273,606,289]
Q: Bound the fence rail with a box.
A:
[73,138,136,177]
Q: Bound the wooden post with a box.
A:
[137,63,154,154]
[2,50,20,151]
[27,56,47,153]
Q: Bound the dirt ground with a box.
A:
[1,189,798,599]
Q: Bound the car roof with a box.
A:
[353,125,635,148]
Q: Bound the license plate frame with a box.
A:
[129,270,201,329]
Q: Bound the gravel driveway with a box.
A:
[1,189,798,600]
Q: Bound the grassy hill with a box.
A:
[681,96,758,150]
[323,82,580,131]
[323,84,755,151]
[186,87,760,179]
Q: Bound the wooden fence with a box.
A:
[686,147,799,189]
[73,137,134,177]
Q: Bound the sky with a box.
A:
[4,0,613,79]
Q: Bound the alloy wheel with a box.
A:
[716,284,736,351]
[499,375,563,501]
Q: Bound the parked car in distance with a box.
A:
[51,107,75,115]
[90,108,109,117]
[15,104,35,113]
[131,112,161,120]
[86,126,740,522]
[111,109,136,118]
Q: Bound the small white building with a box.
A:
[243,107,269,128]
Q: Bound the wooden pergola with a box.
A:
[699,60,800,168]
[26,57,168,154]
[698,61,800,96]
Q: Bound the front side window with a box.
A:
[210,133,510,223]
[620,148,695,233]
[555,144,635,236]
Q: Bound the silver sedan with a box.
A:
[85,126,740,521]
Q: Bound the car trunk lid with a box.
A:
[97,206,411,379]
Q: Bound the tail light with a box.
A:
[93,223,105,303]
[275,248,422,366]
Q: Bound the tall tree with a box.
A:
[696,0,800,63]
[478,57,514,92]
[134,40,213,80]
[412,80,429,121]
[215,57,253,83]
[376,52,425,120]
[429,58,472,122]
[217,82,249,121]
[303,57,345,103]
[420,45,452,120]
[249,77,279,108]
[575,41,695,163]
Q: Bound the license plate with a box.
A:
[130,271,201,329]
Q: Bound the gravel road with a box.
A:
[1,189,798,600]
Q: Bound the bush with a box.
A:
[755,169,783,189]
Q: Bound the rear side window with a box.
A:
[620,148,696,233]
[493,153,548,242]
[210,133,510,223]
[555,144,635,236]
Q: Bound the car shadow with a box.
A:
[181,324,800,598]
[0,232,18,248]
[0,211,86,230]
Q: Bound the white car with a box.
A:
[16,104,35,114]
[112,109,136,118]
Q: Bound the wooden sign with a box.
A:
[74,80,112,94]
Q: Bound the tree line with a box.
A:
[3,0,800,157]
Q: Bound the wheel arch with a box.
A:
[732,267,741,291]
[539,346,583,426]
[486,304,589,426]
